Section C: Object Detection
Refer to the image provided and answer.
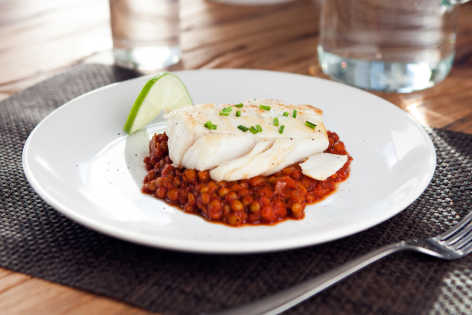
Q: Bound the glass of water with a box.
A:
[318,0,468,93]
[109,0,180,72]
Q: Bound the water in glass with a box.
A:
[318,0,458,92]
[109,0,180,72]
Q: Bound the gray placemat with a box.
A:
[1,64,471,315]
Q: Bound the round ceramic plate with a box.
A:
[22,69,436,254]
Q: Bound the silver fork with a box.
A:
[212,211,472,315]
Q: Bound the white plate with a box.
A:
[22,69,436,254]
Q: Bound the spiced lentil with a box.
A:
[142,131,352,226]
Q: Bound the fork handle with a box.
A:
[211,242,408,315]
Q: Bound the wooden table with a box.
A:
[0,0,471,313]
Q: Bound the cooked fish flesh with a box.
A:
[165,99,345,181]
[209,141,273,181]
[181,134,256,171]
[300,153,348,181]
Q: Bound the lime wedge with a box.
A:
[123,72,193,134]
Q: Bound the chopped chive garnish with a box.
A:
[236,110,241,117]
[219,106,232,116]
[273,117,279,126]
[238,125,249,132]
[235,103,243,108]
[305,121,317,129]
[283,112,289,117]
[204,121,217,130]
[292,110,297,118]
[279,125,285,134]
[248,124,263,134]
[259,105,271,111]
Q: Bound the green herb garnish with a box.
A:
[204,121,217,130]
[256,124,262,133]
[305,121,317,129]
[236,110,241,117]
[219,106,232,116]
[249,126,258,134]
[259,105,271,111]
[283,112,289,117]
[273,117,279,126]
[235,103,243,108]
[279,125,285,134]
[238,125,249,132]
[292,110,297,118]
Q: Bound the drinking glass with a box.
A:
[109,0,180,72]
[318,0,468,93]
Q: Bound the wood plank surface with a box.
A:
[0,0,471,314]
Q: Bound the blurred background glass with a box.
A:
[109,0,180,72]
[318,0,467,93]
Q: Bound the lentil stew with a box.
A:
[142,131,352,226]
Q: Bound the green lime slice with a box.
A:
[123,72,193,134]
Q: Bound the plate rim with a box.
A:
[22,68,437,254]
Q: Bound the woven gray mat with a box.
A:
[1,64,471,315]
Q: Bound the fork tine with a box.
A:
[443,221,472,247]
[460,240,472,256]
[452,228,472,249]
[443,218,472,247]
[439,211,472,242]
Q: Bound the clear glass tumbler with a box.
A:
[318,0,466,93]
[109,0,180,72]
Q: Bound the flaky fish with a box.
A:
[165,99,347,181]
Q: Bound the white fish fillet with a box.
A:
[262,137,329,175]
[210,141,273,181]
[182,134,256,170]
[165,99,340,181]
[300,153,348,181]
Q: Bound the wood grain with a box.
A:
[0,0,471,314]
[0,278,150,315]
